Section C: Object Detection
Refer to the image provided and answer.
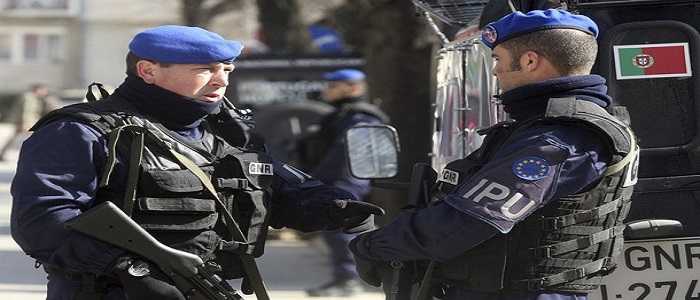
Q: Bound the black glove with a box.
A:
[329,199,385,234]
[349,233,385,287]
[112,256,186,300]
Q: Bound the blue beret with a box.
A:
[129,25,243,64]
[481,9,598,49]
[323,69,366,81]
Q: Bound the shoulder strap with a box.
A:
[31,95,137,135]
[98,124,145,216]
[545,97,633,155]
[85,82,111,103]
[545,97,639,175]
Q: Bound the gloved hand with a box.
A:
[112,256,186,300]
[329,199,385,234]
[348,232,385,287]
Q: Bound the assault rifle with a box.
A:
[65,201,241,300]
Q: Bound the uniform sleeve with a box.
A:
[311,113,381,199]
[360,126,609,262]
[268,159,358,232]
[10,120,125,274]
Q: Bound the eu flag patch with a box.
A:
[512,156,549,181]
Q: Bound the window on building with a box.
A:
[0,34,10,61]
[46,34,63,63]
[0,30,64,64]
[22,33,64,63]
[23,33,39,61]
[7,0,68,9]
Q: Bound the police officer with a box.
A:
[10,25,384,300]
[304,69,389,297]
[350,9,639,300]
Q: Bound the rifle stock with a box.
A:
[65,201,240,300]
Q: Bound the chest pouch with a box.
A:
[134,168,219,232]
[213,150,274,258]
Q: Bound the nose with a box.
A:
[210,69,229,88]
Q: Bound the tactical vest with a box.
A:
[33,95,273,280]
[433,98,639,293]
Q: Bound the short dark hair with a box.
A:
[125,52,171,76]
[500,29,598,75]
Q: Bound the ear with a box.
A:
[521,51,541,72]
[136,60,159,84]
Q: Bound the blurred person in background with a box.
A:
[302,69,389,297]
[0,83,59,161]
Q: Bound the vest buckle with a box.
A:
[599,257,616,273]
[527,278,549,290]
[218,240,250,254]
[215,178,249,190]
[533,246,552,258]
[542,217,565,231]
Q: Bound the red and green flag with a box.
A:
[614,43,692,80]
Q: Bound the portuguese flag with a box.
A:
[614,43,692,80]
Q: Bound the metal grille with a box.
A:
[412,0,489,26]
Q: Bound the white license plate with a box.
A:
[590,237,700,300]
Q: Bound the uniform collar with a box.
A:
[114,75,222,132]
[497,75,611,121]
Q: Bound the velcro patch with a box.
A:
[438,169,460,185]
[249,162,273,175]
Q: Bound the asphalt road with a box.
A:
[0,124,383,300]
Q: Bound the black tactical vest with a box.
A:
[433,98,639,293]
[33,95,273,279]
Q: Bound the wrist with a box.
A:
[349,232,377,261]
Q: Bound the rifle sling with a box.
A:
[123,129,145,216]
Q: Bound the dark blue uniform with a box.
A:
[350,71,625,300]
[10,117,359,299]
[353,122,607,300]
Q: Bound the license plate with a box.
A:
[590,237,700,300]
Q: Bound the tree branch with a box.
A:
[205,0,243,20]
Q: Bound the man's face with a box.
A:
[322,81,355,102]
[150,62,234,102]
[492,45,530,92]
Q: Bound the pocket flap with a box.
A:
[137,197,216,213]
[142,169,204,193]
